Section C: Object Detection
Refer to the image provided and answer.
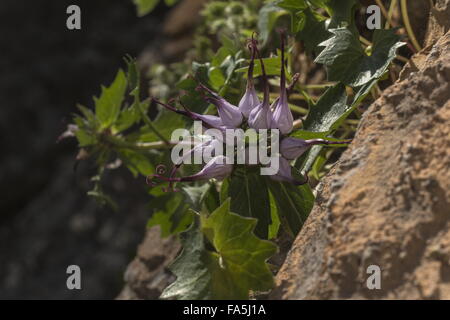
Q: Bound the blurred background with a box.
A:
[0,0,435,299]
[0,0,173,299]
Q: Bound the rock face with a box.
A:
[271,32,450,300]
[117,227,180,300]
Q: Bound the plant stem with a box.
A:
[385,0,398,29]
[104,134,175,151]
[375,0,390,25]
[400,0,422,52]
[138,99,170,145]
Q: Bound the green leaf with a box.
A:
[277,0,308,11]
[138,109,185,142]
[297,79,381,172]
[201,199,277,297]
[266,179,314,236]
[296,83,347,171]
[208,67,226,89]
[303,83,348,132]
[160,223,212,299]
[257,2,289,45]
[162,200,277,300]
[268,192,280,240]
[182,183,215,212]
[295,8,329,55]
[236,56,282,77]
[315,28,405,87]
[147,192,194,238]
[95,69,127,129]
[118,149,154,177]
[133,0,159,17]
[226,167,271,239]
[74,128,96,147]
[324,0,358,29]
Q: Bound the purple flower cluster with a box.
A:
[150,34,350,188]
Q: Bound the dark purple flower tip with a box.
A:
[239,37,261,118]
[248,42,272,130]
[270,157,308,185]
[281,137,352,160]
[271,32,294,135]
[152,98,224,130]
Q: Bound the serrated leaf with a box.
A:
[266,179,314,236]
[95,69,127,129]
[226,167,271,239]
[315,28,405,87]
[295,8,329,55]
[297,78,381,172]
[201,199,277,297]
[160,223,212,299]
[162,200,277,300]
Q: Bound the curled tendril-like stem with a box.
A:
[146,165,181,192]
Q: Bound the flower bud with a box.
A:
[239,42,260,118]
[239,87,260,119]
[205,96,243,128]
[248,45,272,130]
[197,83,243,128]
[271,33,294,135]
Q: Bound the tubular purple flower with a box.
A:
[238,40,260,118]
[271,32,294,135]
[270,156,308,185]
[197,83,243,128]
[151,155,233,185]
[280,137,351,160]
[248,48,271,130]
[153,98,224,130]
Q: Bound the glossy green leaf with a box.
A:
[266,179,314,236]
[226,167,271,239]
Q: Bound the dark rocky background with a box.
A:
[0,0,169,299]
